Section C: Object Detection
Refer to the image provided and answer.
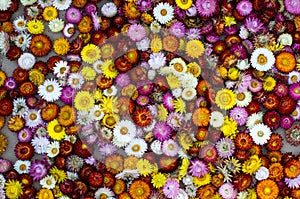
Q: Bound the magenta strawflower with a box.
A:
[244,17,264,33]
[289,83,300,100]
[163,178,180,198]
[60,86,76,104]
[229,107,248,126]
[248,78,263,92]
[188,159,209,177]
[153,122,172,141]
[136,95,150,106]
[163,93,174,111]
[169,21,185,38]
[65,7,82,24]
[195,0,218,17]
[236,0,253,16]
[17,128,32,142]
[29,159,49,181]
[186,28,202,40]
[0,159,11,173]
[284,0,300,15]
[280,115,293,130]
[4,77,17,91]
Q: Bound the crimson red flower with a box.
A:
[15,142,34,160]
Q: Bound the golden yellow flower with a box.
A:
[185,40,205,59]
[221,116,238,139]
[263,76,276,91]
[27,19,44,34]
[80,66,97,81]
[227,67,240,81]
[100,96,119,114]
[215,88,236,110]
[81,44,101,64]
[157,104,168,121]
[187,62,201,77]
[193,174,211,187]
[5,179,23,199]
[53,38,70,55]
[42,6,58,21]
[173,98,186,114]
[175,0,193,10]
[47,119,66,141]
[242,155,262,174]
[223,16,237,27]
[36,188,54,199]
[150,36,163,53]
[151,173,166,188]
[101,60,118,79]
[0,70,6,86]
[29,69,45,86]
[74,91,95,111]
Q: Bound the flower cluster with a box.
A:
[1,0,300,198]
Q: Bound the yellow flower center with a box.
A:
[136,187,145,196]
[294,88,300,94]
[86,49,97,58]
[17,21,24,27]
[263,187,271,195]
[105,116,116,126]
[46,179,52,185]
[54,124,62,133]
[100,194,108,199]
[168,143,175,150]
[60,67,67,75]
[51,148,58,154]
[292,110,298,116]
[29,113,37,120]
[174,63,183,72]
[257,54,268,65]
[160,9,167,16]
[291,75,298,83]
[94,110,102,117]
[20,164,26,171]
[120,127,128,135]
[237,93,245,101]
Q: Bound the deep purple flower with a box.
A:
[29,159,50,181]
[163,93,174,111]
[136,0,152,12]
[206,32,219,43]
[230,44,248,59]
[224,25,238,35]
[84,2,97,16]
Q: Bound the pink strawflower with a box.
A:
[188,159,208,177]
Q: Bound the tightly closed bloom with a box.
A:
[52,0,71,10]
[0,0,11,11]
[31,135,50,154]
[188,159,208,177]
[163,179,180,198]
[148,52,166,69]
[101,2,117,17]
[49,18,64,32]
[250,123,272,145]
[136,37,150,51]
[209,111,224,128]
[18,53,35,70]
[250,48,275,72]
[255,166,269,181]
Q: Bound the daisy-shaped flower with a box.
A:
[13,33,32,51]
[67,73,84,89]
[12,98,28,118]
[47,141,60,158]
[113,120,137,147]
[0,0,11,11]
[246,113,263,130]
[125,138,147,158]
[216,138,235,158]
[250,123,272,145]
[38,79,62,102]
[13,16,27,32]
[25,109,42,128]
[95,187,115,199]
[40,175,57,189]
[89,105,104,121]
[53,60,70,79]
[250,48,275,72]
[31,135,50,154]
[14,160,31,174]
[52,0,71,10]
[47,119,66,141]
[235,90,252,107]
[153,2,174,24]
